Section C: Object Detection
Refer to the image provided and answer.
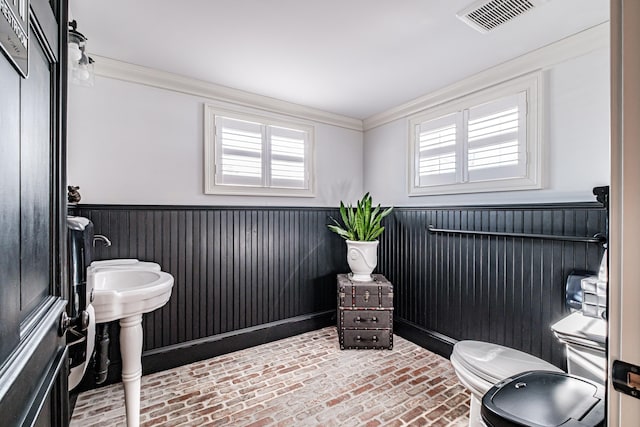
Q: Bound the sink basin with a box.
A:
[90,258,161,271]
[90,269,174,323]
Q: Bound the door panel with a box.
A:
[0,46,22,364]
[0,300,67,426]
[0,0,68,425]
[20,32,52,316]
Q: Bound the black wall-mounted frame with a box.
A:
[0,0,30,77]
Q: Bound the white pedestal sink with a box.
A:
[89,265,173,427]
[91,258,161,271]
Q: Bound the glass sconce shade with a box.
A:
[68,42,82,62]
[68,20,94,87]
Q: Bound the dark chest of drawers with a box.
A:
[337,274,393,350]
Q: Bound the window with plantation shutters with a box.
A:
[205,106,314,197]
[409,73,541,196]
[467,93,527,182]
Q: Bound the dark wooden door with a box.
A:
[0,0,69,425]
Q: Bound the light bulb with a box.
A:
[76,66,90,81]
[68,43,82,61]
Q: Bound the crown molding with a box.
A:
[91,22,608,134]
[363,22,610,131]
[92,55,364,132]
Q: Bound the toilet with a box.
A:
[452,249,609,427]
[450,341,563,426]
[452,315,607,427]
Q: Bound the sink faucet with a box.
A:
[93,234,112,247]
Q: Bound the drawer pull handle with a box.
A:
[355,335,379,343]
[353,316,378,323]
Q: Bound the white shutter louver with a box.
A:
[269,126,307,189]
[415,113,459,187]
[467,92,527,182]
[215,117,263,186]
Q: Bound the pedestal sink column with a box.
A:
[120,314,143,427]
[89,266,174,426]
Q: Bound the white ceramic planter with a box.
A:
[346,240,379,281]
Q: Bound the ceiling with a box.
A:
[69,0,609,120]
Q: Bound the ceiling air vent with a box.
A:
[457,0,550,33]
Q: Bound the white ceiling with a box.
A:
[69,0,609,120]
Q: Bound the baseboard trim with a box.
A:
[394,318,457,359]
[142,310,336,375]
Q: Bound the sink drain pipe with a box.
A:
[95,323,110,384]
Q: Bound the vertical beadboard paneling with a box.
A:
[379,203,606,368]
[75,202,606,371]
[76,205,347,354]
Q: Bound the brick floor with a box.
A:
[70,327,469,426]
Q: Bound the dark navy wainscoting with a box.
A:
[377,202,607,369]
[73,202,606,389]
[72,205,347,389]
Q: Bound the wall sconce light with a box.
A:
[68,20,94,86]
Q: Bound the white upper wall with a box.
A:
[67,26,610,208]
[364,26,610,206]
[69,0,608,119]
[67,74,364,207]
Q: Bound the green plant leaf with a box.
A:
[329,216,342,228]
[347,203,355,230]
[327,224,350,239]
[355,205,365,240]
[370,204,381,224]
[380,206,393,219]
[326,194,394,242]
[339,201,349,227]
[363,195,372,236]
[368,226,385,241]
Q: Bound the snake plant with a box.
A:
[328,193,393,241]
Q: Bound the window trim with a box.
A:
[204,104,315,197]
[408,71,544,196]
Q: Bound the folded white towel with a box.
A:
[581,276,598,292]
[598,249,608,282]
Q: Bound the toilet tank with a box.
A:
[67,216,98,389]
[551,312,607,385]
[67,216,94,318]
